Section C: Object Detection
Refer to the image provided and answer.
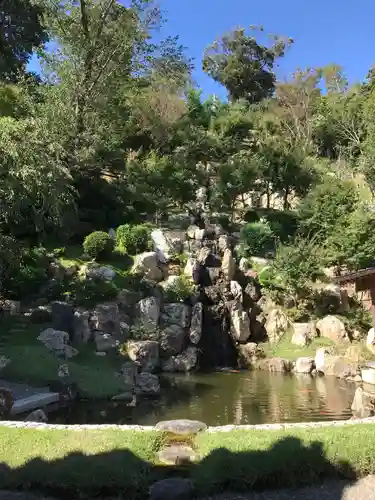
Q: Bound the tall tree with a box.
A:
[0,0,48,81]
[203,26,292,104]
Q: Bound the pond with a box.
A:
[48,370,357,426]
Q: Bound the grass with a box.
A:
[0,427,162,497]
[0,318,125,398]
[1,424,375,496]
[193,424,375,493]
[262,330,335,361]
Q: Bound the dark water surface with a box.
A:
[50,371,357,426]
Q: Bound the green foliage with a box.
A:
[270,237,324,297]
[164,275,197,303]
[67,278,119,308]
[128,325,161,342]
[298,179,359,240]
[83,231,114,260]
[239,221,276,258]
[116,224,151,255]
[0,234,21,295]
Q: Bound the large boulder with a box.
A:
[80,262,116,280]
[132,252,164,282]
[51,301,74,334]
[230,280,243,302]
[127,340,160,372]
[184,258,200,284]
[91,302,120,335]
[136,372,160,396]
[229,305,251,343]
[37,328,78,358]
[151,229,183,264]
[351,387,375,418]
[315,347,334,373]
[291,323,315,347]
[72,310,91,343]
[367,328,375,347]
[221,249,236,281]
[218,235,230,253]
[94,331,117,352]
[316,315,349,343]
[162,346,197,373]
[189,302,203,345]
[119,361,138,388]
[295,357,315,374]
[237,342,265,368]
[136,297,160,331]
[162,303,191,328]
[160,325,186,357]
[320,355,359,378]
[265,309,289,344]
[257,357,293,373]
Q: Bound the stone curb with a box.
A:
[1,416,375,431]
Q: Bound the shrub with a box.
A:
[83,231,114,259]
[116,224,151,255]
[239,221,276,258]
[271,237,324,298]
[0,234,21,295]
[129,325,161,342]
[164,275,197,303]
[67,278,119,307]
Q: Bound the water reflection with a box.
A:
[49,371,357,426]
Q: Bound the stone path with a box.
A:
[201,475,375,500]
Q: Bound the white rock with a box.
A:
[367,328,375,346]
[295,357,315,374]
[132,252,164,282]
[25,409,47,423]
[265,309,289,344]
[151,229,182,263]
[190,302,203,345]
[361,368,375,385]
[239,257,250,272]
[136,297,160,331]
[230,306,251,343]
[230,281,243,302]
[221,249,236,281]
[184,258,200,284]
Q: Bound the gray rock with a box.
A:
[136,372,160,396]
[239,257,250,272]
[0,356,11,370]
[351,387,375,418]
[73,310,91,343]
[149,478,193,500]
[160,325,186,357]
[132,252,164,282]
[51,301,74,334]
[316,315,349,343]
[237,342,265,368]
[184,258,200,284]
[218,234,230,253]
[322,355,359,378]
[127,340,160,372]
[57,364,69,377]
[154,419,207,434]
[136,297,160,331]
[80,262,116,280]
[162,346,197,373]
[230,280,243,302]
[229,305,251,343]
[265,308,289,344]
[0,300,20,315]
[157,444,199,465]
[162,303,191,328]
[29,306,52,324]
[151,229,182,263]
[119,361,138,387]
[257,357,293,373]
[91,303,120,335]
[189,302,203,345]
[244,279,261,302]
[295,357,315,374]
[37,328,77,358]
[25,409,47,423]
[221,248,236,281]
[94,332,117,352]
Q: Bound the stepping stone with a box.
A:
[149,478,193,500]
[154,419,207,435]
[157,444,199,465]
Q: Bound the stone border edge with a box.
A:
[1,416,375,431]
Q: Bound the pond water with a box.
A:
[49,371,357,426]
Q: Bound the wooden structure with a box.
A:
[334,267,375,329]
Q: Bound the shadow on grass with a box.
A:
[0,433,358,499]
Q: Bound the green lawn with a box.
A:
[0,318,125,398]
[262,330,335,361]
[1,424,375,497]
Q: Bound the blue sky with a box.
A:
[29,0,375,99]
[157,0,375,98]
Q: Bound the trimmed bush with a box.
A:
[116,224,151,255]
[83,231,114,259]
[239,221,276,258]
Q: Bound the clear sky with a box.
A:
[29,0,375,99]
[157,0,375,98]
